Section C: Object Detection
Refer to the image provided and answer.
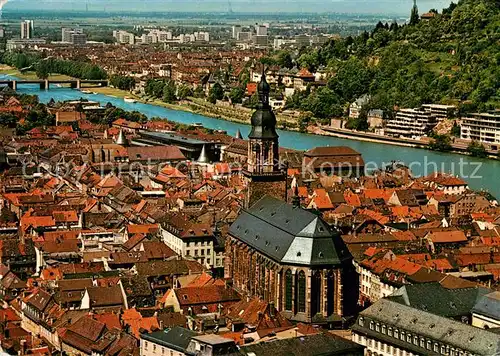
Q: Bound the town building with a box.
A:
[241,333,365,356]
[461,112,500,147]
[349,95,370,119]
[385,108,437,138]
[421,103,456,121]
[303,146,365,177]
[62,27,86,45]
[352,298,500,356]
[21,20,33,39]
[140,327,198,356]
[160,214,225,269]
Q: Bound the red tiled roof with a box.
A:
[127,224,159,235]
[175,285,240,311]
[425,172,468,187]
[426,230,467,243]
[122,308,160,338]
[344,191,361,207]
[424,258,454,272]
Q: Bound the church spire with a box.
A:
[243,65,286,208]
[257,66,270,107]
[249,68,277,140]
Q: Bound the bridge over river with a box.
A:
[0,79,108,90]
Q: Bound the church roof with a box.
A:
[229,196,352,266]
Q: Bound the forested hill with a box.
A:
[277,0,500,123]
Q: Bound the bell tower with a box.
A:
[244,70,286,208]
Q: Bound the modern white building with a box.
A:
[461,112,500,146]
[255,24,268,36]
[113,30,136,45]
[421,103,456,121]
[232,25,242,39]
[385,108,437,138]
[21,20,34,39]
[62,27,86,45]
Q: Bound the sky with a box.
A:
[2,0,455,15]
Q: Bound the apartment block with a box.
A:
[21,20,34,39]
[385,108,437,138]
[461,112,500,146]
[421,103,456,121]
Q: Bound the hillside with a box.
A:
[275,0,500,124]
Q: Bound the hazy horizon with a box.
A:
[3,0,455,15]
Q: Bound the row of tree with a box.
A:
[1,52,107,80]
[109,75,136,91]
[144,79,196,103]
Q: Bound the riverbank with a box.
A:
[314,126,499,160]
[90,86,299,129]
[0,66,74,82]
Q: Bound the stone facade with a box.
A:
[245,177,287,208]
[225,235,357,324]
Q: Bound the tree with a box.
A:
[450,123,461,137]
[429,135,452,152]
[467,141,487,158]
[110,75,136,91]
[228,87,245,104]
[36,61,50,79]
[162,81,177,104]
[410,2,420,26]
[208,83,224,104]
[277,51,293,69]
[345,108,369,131]
[177,84,193,100]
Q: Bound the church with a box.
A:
[225,73,358,325]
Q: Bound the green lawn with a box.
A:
[0,67,74,81]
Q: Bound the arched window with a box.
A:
[285,270,293,311]
[326,271,336,316]
[311,271,322,316]
[297,271,306,313]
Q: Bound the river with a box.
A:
[4,77,500,198]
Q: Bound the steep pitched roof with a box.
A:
[229,196,352,266]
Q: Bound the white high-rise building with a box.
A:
[62,27,84,44]
[232,25,242,39]
[21,20,34,39]
[255,24,267,36]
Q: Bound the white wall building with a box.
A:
[21,20,34,39]
[461,112,500,146]
[385,108,437,138]
[160,224,224,269]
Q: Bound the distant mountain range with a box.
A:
[4,0,454,15]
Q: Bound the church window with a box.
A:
[297,271,306,313]
[285,270,293,311]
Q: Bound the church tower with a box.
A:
[243,71,286,208]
